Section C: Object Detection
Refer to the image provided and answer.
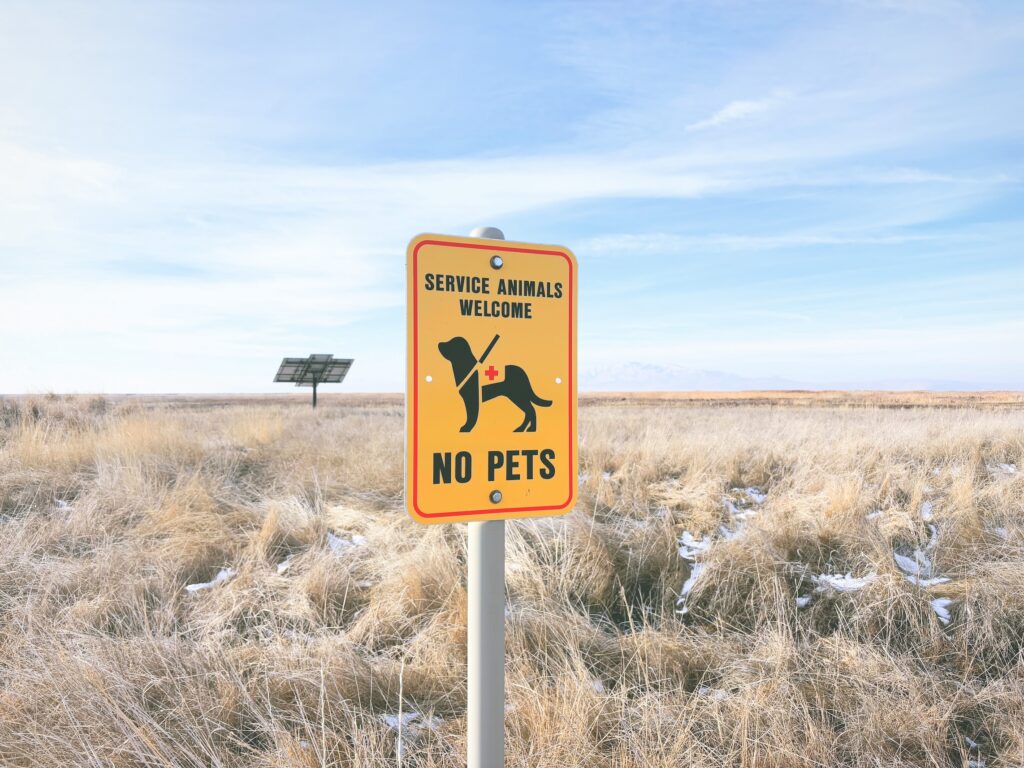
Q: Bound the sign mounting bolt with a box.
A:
[490,255,503,269]
[489,490,502,504]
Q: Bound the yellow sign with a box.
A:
[406,234,578,524]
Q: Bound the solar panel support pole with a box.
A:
[274,356,352,404]
[466,226,505,768]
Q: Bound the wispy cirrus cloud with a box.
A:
[686,92,791,132]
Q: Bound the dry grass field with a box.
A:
[1,393,1022,767]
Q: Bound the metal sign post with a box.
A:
[468,512,505,767]
[405,226,578,767]
[466,227,507,768]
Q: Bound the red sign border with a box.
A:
[411,237,575,520]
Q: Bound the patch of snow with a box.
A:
[185,567,236,593]
[893,513,948,588]
[719,523,742,540]
[381,711,441,760]
[796,595,812,608]
[676,562,706,615]
[381,712,419,730]
[907,575,951,587]
[895,534,952,586]
[276,557,292,575]
[931,597,954,625]
[678,531,711,560]
[677,490,764,615]
[696,686,728,701]
[54,499,72,511]
[894,551,931,577]
[601,471,612,480]
[679,563,705,598]
[993,527,1010,540]
[813,572,878,593]
[590,678,605,693]
[719,489,764,530]
[744,487,768,504]
[327,532,367,555]
[578,472,590,485]
[920,501,934,522]
[988,463,1017,476]
[963,734,986,768]
[866,510,882,520]
[730,487,767,504]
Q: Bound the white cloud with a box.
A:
[581,230,941,256]
[686,94,788,132]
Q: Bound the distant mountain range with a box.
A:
[580,362,1017,392]
[581,362,800,391]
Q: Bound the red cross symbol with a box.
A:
[484,365,499,381]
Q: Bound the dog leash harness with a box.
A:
[456,334,501,391]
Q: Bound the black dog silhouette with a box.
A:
[438,336,552,432]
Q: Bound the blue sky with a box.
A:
[1,0,1022,392]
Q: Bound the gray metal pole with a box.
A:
[468,519,504,765]
[467,225,505,768]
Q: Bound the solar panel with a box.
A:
[274,354,353,406]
